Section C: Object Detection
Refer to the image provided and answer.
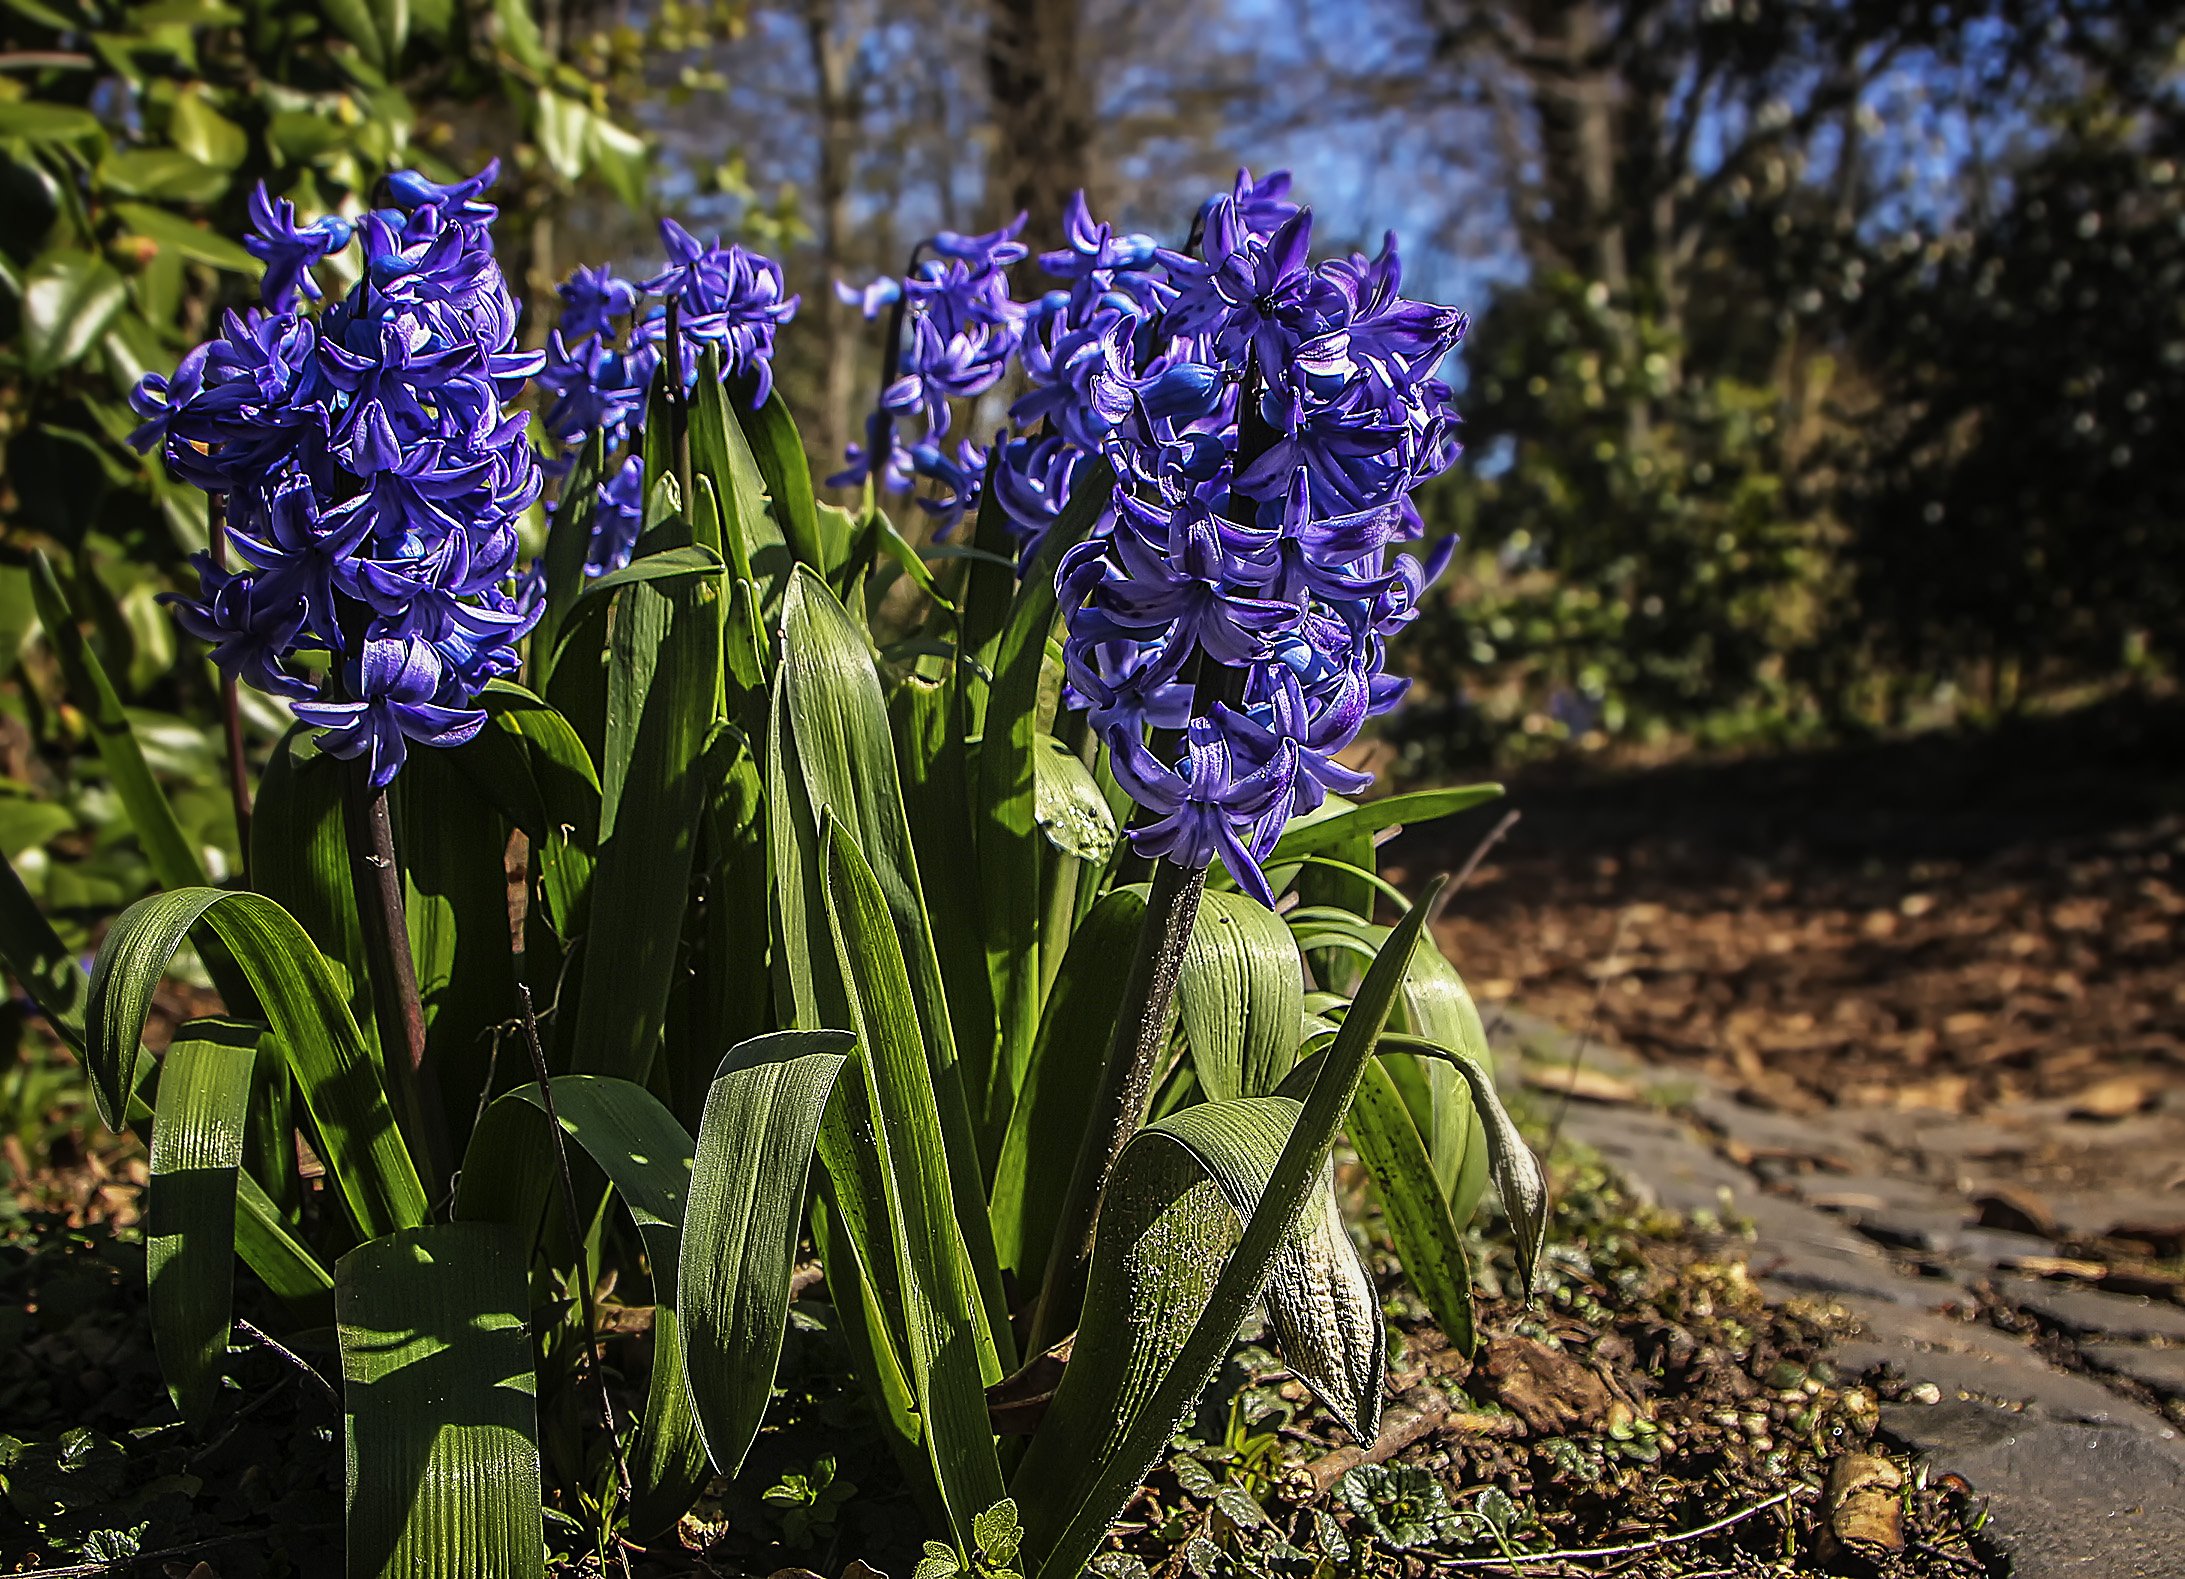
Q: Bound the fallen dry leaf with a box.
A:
[1480,1335,1616,1435]
[2066,1074,2160,1120]
[1520,1063,1643,1104]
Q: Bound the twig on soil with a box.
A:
[234,1316,340,1409]
[1543,906,1634,1158]
[1302,1389,1522,1493]
[1430,809,1522,929]
[28,1523,338,1576]
[1420,1489,1798,1569]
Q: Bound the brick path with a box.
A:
[1487,1007,2185,1578]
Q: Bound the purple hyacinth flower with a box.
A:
[245,185,355,312]
[291,634,486,789]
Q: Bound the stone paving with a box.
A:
[1486,1007,2185,1579]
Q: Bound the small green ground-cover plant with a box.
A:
[0,164,1543,1577]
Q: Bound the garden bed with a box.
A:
[2,1141,1997,1578]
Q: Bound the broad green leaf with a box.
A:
[0,842,87,1051]
[336,1223,544,1579]
[1380,1033,1548,1300]
[251,728,377,1062]
[727,378,824,578]
[1261,785,1504,868]
[1019,879,1444,1579]
[689,354,790,613]
[455,1075,703,1535]
[778,570,1009,1359]
[321,0,384,64]
[31,554,206,892]
[19,253,125,377]
[0,100,105,144]
[532,434,602,673]
[1030,735,1116,862]
[975,460,1114,1115]
[988,886,1145,1285]
[677,1031,851,1478]
[1347,1057,1475,1353]
[823,821,1006,1541]
[371,0,408,67]
[147,1017,259,1424]
[667,725,772,1125]
[393,745,517,1138]
[549,544,723,670]
[1289,912,1491,1223]
[888,674,995,1118]
[96,148,228,203]
[491,0,548,70]
[168,90,247,169]
[451,683,598,946]
[1177,889,1305,1103]
[111,202,258,272]
[956,479,1019,713]
[87,888,427,1240]
[567,546,720,1083]
[235,1170,335,1311]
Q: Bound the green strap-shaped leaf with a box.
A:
[452,682,600,946]
[1347,1056,1475,1354]
[0,841,87,1052]
[568,546,721,1084]
[30,553,207,894]
[779,569,1011,1362]
[456,1074,704,1536]
[394,745,517,1139]
[1031,735,1116,863]
[1377,1032,1548,1300]
[987,886,1145,1285]
[236,1170,334,1311]
[252,728,378,1060]
[87,888,427,1239]
[668,725,774,1125]
[1289,912,1492,1223]
[728,377,825,578]
[336,1223,544,1579]
[690,364,792,613]
[1018,878,1444,1579]
[823,821,1006,1541]
[973,459,1114,1122]
[1177,889,1306,1103]
[678,1031,852,1477]
[889,674,997,1114]
[147,1017,259,1425]
[1259,784,1504,868]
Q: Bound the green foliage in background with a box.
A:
[0,0,660,568]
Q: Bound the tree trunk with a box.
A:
[804,0,863,485]
[984,0,1091,261]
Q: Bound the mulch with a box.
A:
[1400,692,2185,1118]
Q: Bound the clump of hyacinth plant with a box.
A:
[14,159,1540,1579]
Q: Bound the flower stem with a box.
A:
[665,296,694,521]
[1026,851,1207,1355]
[343,764,449,1199]
[208,496,252,882]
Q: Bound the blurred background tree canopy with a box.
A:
[3,0,2180,786]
